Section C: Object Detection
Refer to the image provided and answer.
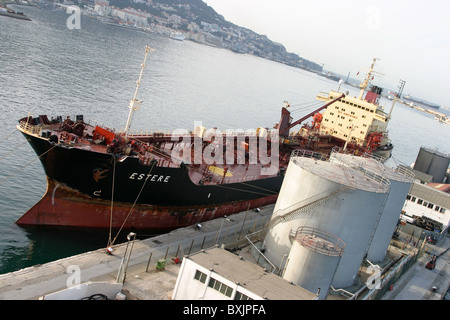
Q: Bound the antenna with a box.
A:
[388,79,406,119]
[124,45,152,138]
[358,58,384,99]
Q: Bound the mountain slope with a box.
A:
[107,0,322,71]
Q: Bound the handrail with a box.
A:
[290,148,391,193]
[290,149,330,162]
[394,165,415,180]
[328,151,391,192]
[330,286,355,299]
[269,186,350,228]
[18,121,42,136]
[291,226,345,257]
[245,231,277,273]
[125,128,277,138]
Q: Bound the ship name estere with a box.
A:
[129,173,170,183]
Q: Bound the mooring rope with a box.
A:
[0,129,18,145]
[106,155,117,249]
[0,144,57,185]
[0,140,28,161]
[109,159,157,247]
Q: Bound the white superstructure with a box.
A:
[172,247,318,300]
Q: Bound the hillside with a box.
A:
[106,0,322,72]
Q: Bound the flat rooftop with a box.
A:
[187,247,318,300]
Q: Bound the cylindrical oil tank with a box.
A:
[367,165,414,262]
[283,227,344,300]
[263,152,389,288]
[413,147,450,183]
[330,154,415,262]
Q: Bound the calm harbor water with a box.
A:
[0,6,449,274]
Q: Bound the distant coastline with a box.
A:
[4,0,447,119]
[0,5,32,20]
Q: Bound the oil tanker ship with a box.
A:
[16,49,393,232]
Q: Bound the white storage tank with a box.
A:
[330,153,415,262]
[283,227,345,300]
[263,151,389,289]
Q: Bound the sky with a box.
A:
[205,0,450,107]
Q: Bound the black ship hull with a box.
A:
[16,128,284,231]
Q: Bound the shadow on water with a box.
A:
[0,225,162,274]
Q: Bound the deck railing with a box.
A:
[290,226,345,257]
[291,149,391,193]
[18,120,42,136]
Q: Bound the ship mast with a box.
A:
[124,45,151,138]
[388,79,406,119]
[358,57,379,100]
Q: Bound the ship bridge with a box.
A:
[316,90,389,148]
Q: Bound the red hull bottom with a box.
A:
[16,180,277,231]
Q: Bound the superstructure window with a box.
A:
[208,278,233,297]
[235,291,253,300]
[427,203,434,209]
[417,199,423,205]
[440,208,446,214]
[194,270,207,284]
[435,206,440,212]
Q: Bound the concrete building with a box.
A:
[94,4,150,26]
[172,247,318,300]
[402,182,450,233]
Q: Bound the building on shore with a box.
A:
[172,246,318,300]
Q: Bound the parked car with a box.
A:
[426,235,437,244]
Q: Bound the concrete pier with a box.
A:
[0,205,273,300]
[0,203,448,300]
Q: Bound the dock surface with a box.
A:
[0,205,272,300]
[0,203,448,300]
